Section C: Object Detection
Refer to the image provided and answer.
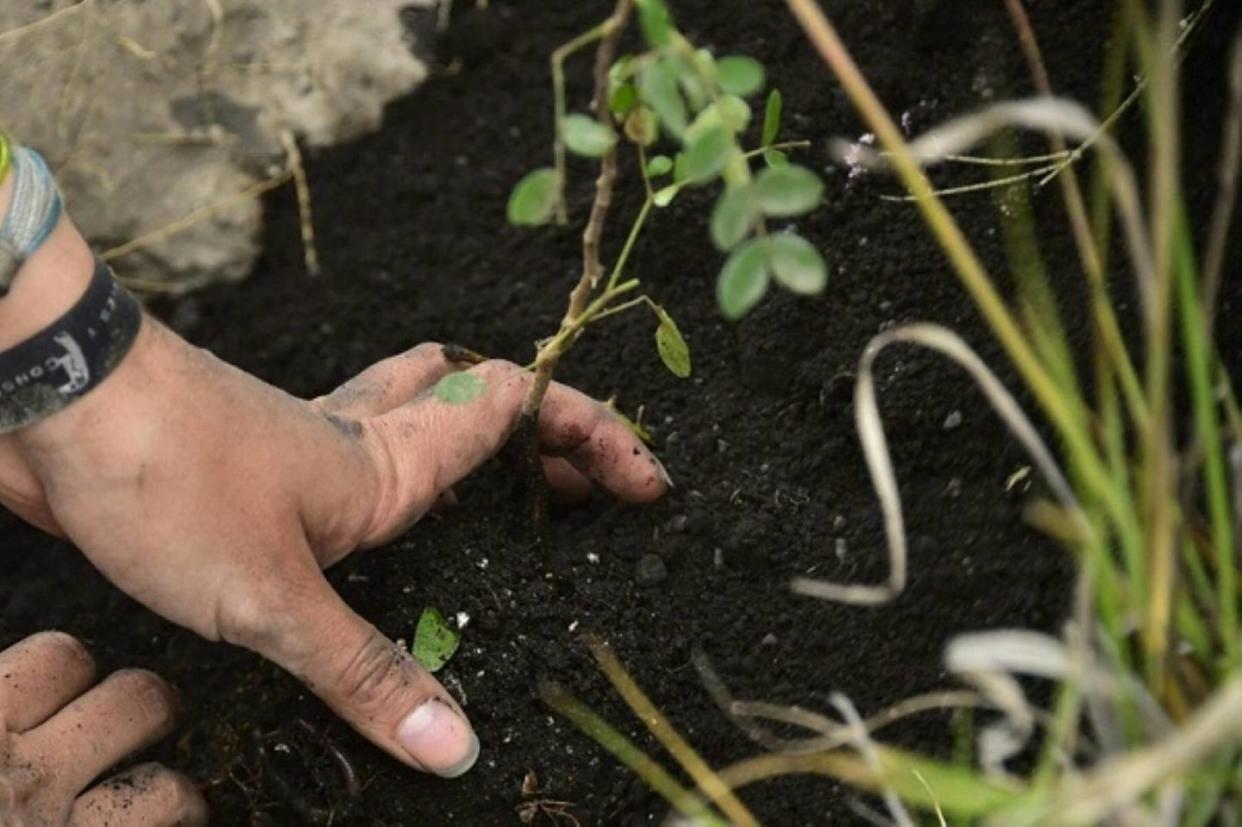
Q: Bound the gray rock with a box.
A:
[0,0,434,291]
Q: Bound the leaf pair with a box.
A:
[708,164,823,251]
[718,232,827,320]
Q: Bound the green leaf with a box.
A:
[610,82,638,118]
[639,60,688,137]
[653,305,691,378]
[653,183,681,207]
[716,56,765,97]
[681,126,733,183]
[646,154,674,177]
[673,151,689,182]
[609,55,637,84]
[761,89,783,146]
[709,183,758,250]
[762,148,788,168]
[765,232,827,294]
[717,95,752,132]
[717,239,770,320]
[506,167,560,226]
[434,372,487,404]
[636,0,674,47]
[755,164,823,216]
[412,607,461,673]
[562,114,617,158]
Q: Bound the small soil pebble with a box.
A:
[635,554,668,586]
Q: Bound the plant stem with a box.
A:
[551,20,613,225]
[520,0,635,465]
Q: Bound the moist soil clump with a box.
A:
[3,0,1241,823]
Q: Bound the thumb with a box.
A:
[223,565,479,778]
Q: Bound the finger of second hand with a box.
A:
[0,631,97,733]
[21,669,178,797]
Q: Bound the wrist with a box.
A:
[0,199,94,350]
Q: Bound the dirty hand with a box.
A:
[0,631,208,826]
[0,178,669,783]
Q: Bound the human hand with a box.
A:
[0,201,668,778]
[0,631,208,826]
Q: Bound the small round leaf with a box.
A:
[653,305,691,378]
[766,232,828,294]
[756,164,823,216]
[716,56,766,97]
[709,183,758,251]
[434,372,487,404]
[639,60,688,137]
[718,95,752,132]
[506,167,560,226]
[682,125,733,183]
[646,154,674,177]
[717,239,770,320]
[562,114,617,158]
[653,183,681,207]
[762,148,788,168]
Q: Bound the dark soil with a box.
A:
[3,0,1241,824]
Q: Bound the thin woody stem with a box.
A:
[521,0,634,427]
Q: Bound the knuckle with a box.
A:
[334,632,415,716]
[214,572,310,653]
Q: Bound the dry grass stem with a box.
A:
[280,129,322,277]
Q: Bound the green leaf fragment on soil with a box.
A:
[762,89,783,146]
[434,372,487,405]
[639,60,688,137]
[646,154,674,177]
[412,607,461,673]
[709,183,758,251]
[653,304,691,378]
[681,125,733,183]
[717,239,770,320]
[562,114,617,158]
[715,55,766,97]
[506,167,560,226]
[755,163,823,216]
[766,232,828,294]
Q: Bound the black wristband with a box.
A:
[0,255,142,433]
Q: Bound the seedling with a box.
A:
[499,0,826,477]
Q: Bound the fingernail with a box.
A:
[652,454,674,489]
[396,699,480,778]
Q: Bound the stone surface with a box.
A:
[0,0,436,291]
